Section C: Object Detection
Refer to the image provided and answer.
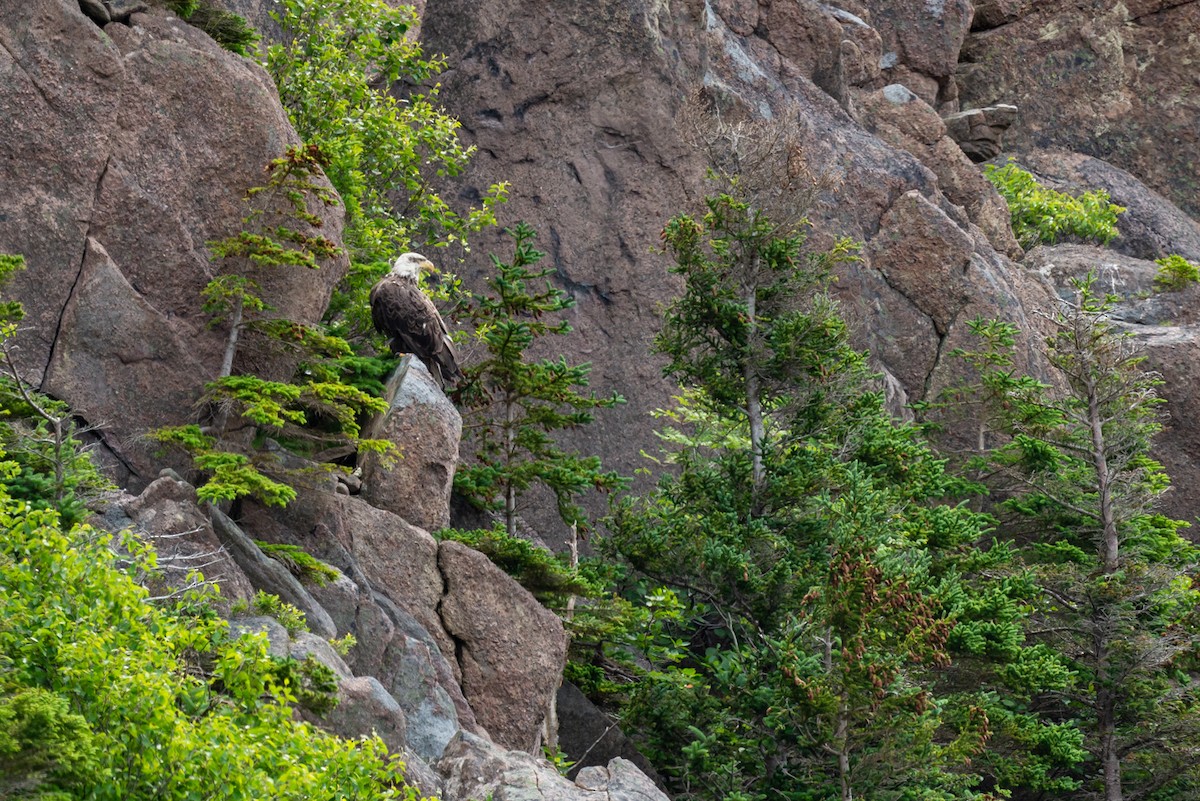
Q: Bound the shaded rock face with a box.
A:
[943,103,1017,162]
[556,682,662,786]
[958,1,1200,220]
[439,540,568,753]
[0,1,345,485]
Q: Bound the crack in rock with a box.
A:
[42,156,112,392]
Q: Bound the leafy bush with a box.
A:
[1154,253,1200,291]
[266,0,506,345]
[0,493,414,798]
[984,161,1124,247]
[186,2,260,56]
[156,0,259,56]
[245,589,310,637]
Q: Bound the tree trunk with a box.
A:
[505,394,517,538]
[219,294,244,380]
[836,697,852,801]
[744,284,765,511]
[1096,637,1123,801]
[1087,375,1119,572]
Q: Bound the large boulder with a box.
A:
[210,507,339,638]
[236,489,480,752]
[855,0,974,108]
[0,1,346,486]
[118,474,256,607]
[360,359,462,533]
[439,540,568,753]
[856,86,1020,257]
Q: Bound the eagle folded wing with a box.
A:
[369,275,463,387]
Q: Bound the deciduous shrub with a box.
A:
[985,161,1124,247]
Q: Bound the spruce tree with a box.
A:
[454,223,626,536]
[606,199,1020,801]
[957,276,1200,801]
[152,147,392,507]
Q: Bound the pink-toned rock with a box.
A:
[438,732,670,801]
[970,0,1036,31]
[438,540,567,753]
[0,1,345,487]
[418,0,1059,533]
[243,491,456,673]
[856,88,1020,257]
[943,105,1018,162]
[959,1,1200,219]
[857,0,973,106]
[360,360,461,533]
[869,191,975,337]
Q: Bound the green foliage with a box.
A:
[437,526,598,602]
[155,0,259,56]
[0,380,112,528]
[150,425,297,507]
[154,148,394,506]
[0,257,111,527]
[984,160,1124,247]
[543,744,578,777]
[160,0,200,17]
[271,655,340,716]
[266,0,506,345]
[255,541,341,586]
[0,687,100,798]
[657,193,864,430]
[602,201,1018,801]
[185,2,260,56]
[246,590,310,637]
[1154,253,1200,291]
[454,224,627,536]
[330,633,358,656]
[0,482,413,797]
[0,254,26,326]
[951,276,1200,799]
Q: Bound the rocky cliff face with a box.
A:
[420,0,1200,520]
[4,0,1200,796]
[0,0,344,485]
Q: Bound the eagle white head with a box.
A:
[391,252,435,280]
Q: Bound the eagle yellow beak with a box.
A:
[419,259,438,276]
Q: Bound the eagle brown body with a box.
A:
[370,253,464,387]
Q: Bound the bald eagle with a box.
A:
[370,253,464,388]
